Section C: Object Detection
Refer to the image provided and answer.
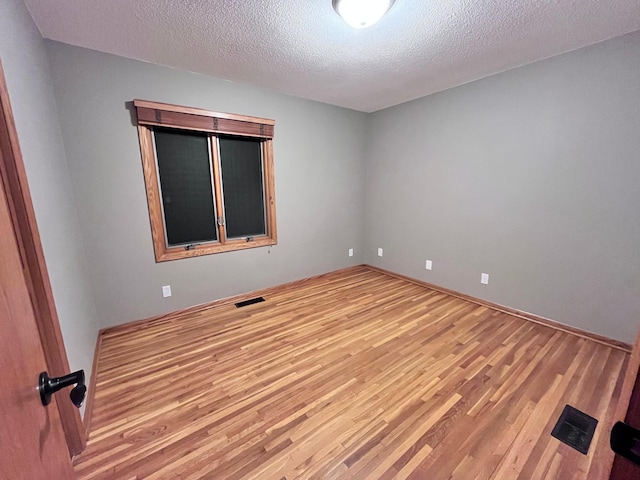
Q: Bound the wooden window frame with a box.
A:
[134,100,277,262]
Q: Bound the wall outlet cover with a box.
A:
[426,260,432,270]
[348,248,354,257]
[378,248,383,257]
[162,285,172,297]
[481,273,489,285]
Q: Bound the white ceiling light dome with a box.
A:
[332,0,396,29]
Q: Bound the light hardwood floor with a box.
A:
[74,266,627,479]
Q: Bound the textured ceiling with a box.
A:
[24,0,640,112]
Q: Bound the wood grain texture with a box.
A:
[209,135,225,242]
[133,99,276,126]
[0,79,76,477]
[607,329,640,479]
[263,139,277,244]
[0,58,85,456]
[136,118,277,263]
[615,329,640,423]
[100,266,367,336]
[134,99,275,139]
[136,125,166,263]
[82,330,104,440]
[368,265,632,353]
[75,267,627,479]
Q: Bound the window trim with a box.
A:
[134,100,277,262]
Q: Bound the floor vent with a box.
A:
[551,405,598,454]
[235,297,265,308]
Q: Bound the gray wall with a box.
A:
[0,0,98,413]
[365,31,640,343]
[45,42,368,329]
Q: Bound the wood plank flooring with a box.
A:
[74,266,628,479]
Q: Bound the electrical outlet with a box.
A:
[348,248,354,257]
[377,248,383,257]
[425,260,432,270]
[481,273,489,285]
[162,285,172,298]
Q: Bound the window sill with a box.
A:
[154,237,277,262]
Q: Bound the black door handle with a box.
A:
[39,370,86,408]
[610,421,640,466]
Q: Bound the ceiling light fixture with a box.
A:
[332,0,396,29]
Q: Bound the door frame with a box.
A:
[0,58,86,456]
[606,329,640,478]
[582,328,640,479]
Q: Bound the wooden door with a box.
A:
[0,105,75,479]
[609,332,640,479]
[0,158,75,478]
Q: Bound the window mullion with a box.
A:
[209,135,226,244]
[263,139,277,243]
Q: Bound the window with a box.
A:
[134,100,277,262]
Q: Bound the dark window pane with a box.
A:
[154,128,217,246]
[219,137,266,239]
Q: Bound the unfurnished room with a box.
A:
[1,0,640,479]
